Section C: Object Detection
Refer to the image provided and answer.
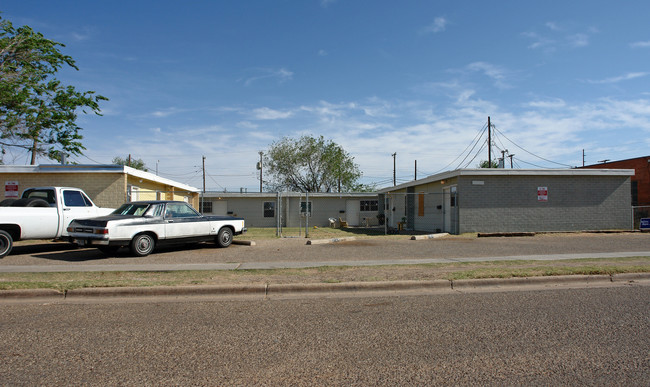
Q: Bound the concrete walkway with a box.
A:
[1,251,649,273]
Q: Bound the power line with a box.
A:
[492,126,573,168]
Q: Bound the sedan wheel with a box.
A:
[216,227,233,248]
[0,230,13,258]
[130,233,155,257]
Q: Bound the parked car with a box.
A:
[0,187,114,258]
[67,200,246,256]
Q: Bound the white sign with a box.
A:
[537,186,548,202]
[5,181,19,198]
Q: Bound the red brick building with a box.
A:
[581,156,650,206]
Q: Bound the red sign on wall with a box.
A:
[5,181,19,198]
[537,186,548,202]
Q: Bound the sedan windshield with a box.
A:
[112,203,151,216]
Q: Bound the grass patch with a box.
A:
[1,257,648,291]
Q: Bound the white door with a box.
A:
[443,186,457,233]
[345,200,360,226]
[163,202,211,238]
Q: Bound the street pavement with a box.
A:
[1,286,648,385]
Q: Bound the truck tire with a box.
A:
[130,233,155,257]
[216,227,233,248]
[0,199,16,206]
[11,198,49,207]
[0,230,13,258]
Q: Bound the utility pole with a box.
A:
[487,116,492,168]
[202,156,206,194]
[414,160,417,180]
[258,151,263,193]
[201,156,206,213]
[582,149,585,167]
[508,154,515,168]
[392,153,397,186]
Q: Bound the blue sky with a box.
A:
[3,1,650,191]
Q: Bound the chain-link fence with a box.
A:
[633,206,650,230]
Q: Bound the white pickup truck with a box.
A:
[0,187,114,258]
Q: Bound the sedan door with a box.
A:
[163,202,211,239]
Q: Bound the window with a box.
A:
[360,200,378,211]
[264,201,275,217]
[165,202,200,218]
[63,190,92,207]
[200,200,213,213]
[300,201,312,214]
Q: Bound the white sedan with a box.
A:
[67,201,246,256]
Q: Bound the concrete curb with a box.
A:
[411,233,450,240]
[232,240,256,246]
[306,237,356,245]
[2,273,649,300]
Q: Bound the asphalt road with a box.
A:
[1,285,648,385]
[1,233,649,270]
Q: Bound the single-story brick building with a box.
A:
[377,168,634,234]
[0,164,200,209]
[200,191,379,228]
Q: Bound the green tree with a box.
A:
[112,156,148,172]
[478,160,499,168]
[0,16,107,164]
[264,135,370,192]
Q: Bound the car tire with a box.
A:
[216,227,233,248]
[130,233,155,257]
[0,230,13,258]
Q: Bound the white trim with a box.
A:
[378,168,635,193]
[0,164,200,193]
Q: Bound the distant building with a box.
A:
[200,191,379,228]
[0,164,200,208]
[580,156,650,206]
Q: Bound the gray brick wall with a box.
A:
[458,175,632,233]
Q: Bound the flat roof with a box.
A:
[0,164,200,193]
[202,191,378,199]
[377,168,635,193]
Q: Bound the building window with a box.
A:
[264,201,275,217]
[360,200,378,211]
[300,201,312,214]
[200,200,212,213]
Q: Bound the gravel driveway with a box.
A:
[1,232,648,268]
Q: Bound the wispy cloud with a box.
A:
[242,68,294,86]
[630,40,650,48]
[586,72,649,84]
[250,107,294,120]
[466,62,513,89]
[524,22,595,51]
[421,17,448,34]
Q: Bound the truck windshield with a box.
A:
[112,203,151,216]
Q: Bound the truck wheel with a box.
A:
[0,199,16,206]
[216,227,233,248]
[130,233,155,257]
[0,230,13,258]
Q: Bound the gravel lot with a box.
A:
[1,232,649,268]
